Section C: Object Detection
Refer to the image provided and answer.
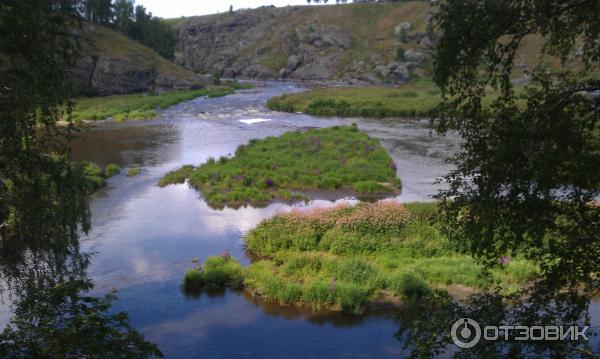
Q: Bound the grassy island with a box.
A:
[183,201,538,314]
[159,125,401,208]
[267,82,440,118]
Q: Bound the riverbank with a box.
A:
[68,82,253,122]
[159,125,401,208]
[267,81,440,118]
[184,201,538,313]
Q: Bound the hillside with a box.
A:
[169,1,583,86]
[72,25,200,96]
[170,2,435,84]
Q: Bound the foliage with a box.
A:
[212,69,222,86]
[183,254,244,290]
[0,1,162,356]
[104,163,121,177]
[395,47,405,61]
[71,86,241,121]
[159,126,400,208]
[104,0,176,60]
[82,161,106,190]
[0,279,163,358]
[267,81,440,118]
[243,201,537,313]
[433,0,600,291]
[127,167,141,177]
[393,2,600,357]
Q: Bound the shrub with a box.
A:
[212,69,221,85]
[82,161,105,190]
[104,163,121,177]
[127,167,141,177]
[183,269,205,289]
[395,48,405,61]
[390,272,432,302]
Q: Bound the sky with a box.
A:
[136,0,327,19]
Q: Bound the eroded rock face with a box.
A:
[72,26,198,96]
[172,7,426,84]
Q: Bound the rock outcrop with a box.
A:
[73,25,199,96]
[172,3,436,84]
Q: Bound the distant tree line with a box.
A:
[81,0,177,60]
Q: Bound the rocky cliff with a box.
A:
[73,25,200,96]
[171,2,435,84]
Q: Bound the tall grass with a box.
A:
[242,201,539,313]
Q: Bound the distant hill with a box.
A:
[170,2,435,84]
[169,2,569,85]
[72,25,200,96]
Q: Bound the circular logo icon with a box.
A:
[451,318,481,349]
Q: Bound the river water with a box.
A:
[42,82,600,357]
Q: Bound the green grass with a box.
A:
[104,163,121,177]
[241,201,538,313]
[82,161,106,190]
[126,167,141,177]
[159,125,401,208]
[267,81,441,118]
[183,254,244,290]
[69,85,250,122]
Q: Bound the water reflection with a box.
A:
[22,81,595,357]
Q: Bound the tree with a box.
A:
[434,0,600,293]
[112,0,134,34]
[83,0,112,24]
[0,1,162,356]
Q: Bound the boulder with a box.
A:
[375,62,409,83]
[394,22,412,37]
[404,49,427,64]
[222,67,237,78]
[287,55,301,70]
[419,37,434,50]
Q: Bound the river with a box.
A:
[41,81,600,357]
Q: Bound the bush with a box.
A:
[390,272,432,302]
[183,269,205,289]
[395,48,405,61]
[126,167,141,177]
[104,163,121,177]
[82,161,105,190]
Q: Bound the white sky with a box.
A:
[137,0,328,19]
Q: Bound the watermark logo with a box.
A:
[450,318,589,348]
[451,318,481,349]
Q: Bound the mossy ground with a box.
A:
[267,81,440,118]
[159,125,400,208]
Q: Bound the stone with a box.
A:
[394,22,412,37]
[404,49,427,64]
